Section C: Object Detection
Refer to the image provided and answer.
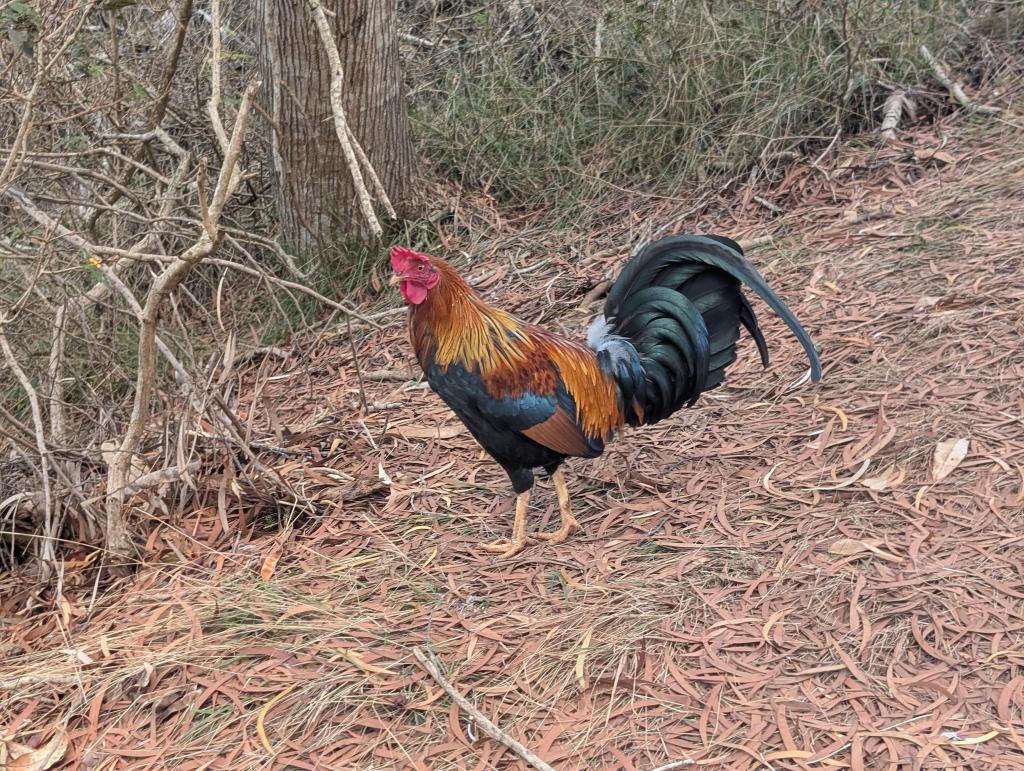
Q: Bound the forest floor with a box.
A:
[2,114,1024,770]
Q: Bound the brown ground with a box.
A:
[2,116,1024,770]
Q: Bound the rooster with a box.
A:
[389,235,821,557]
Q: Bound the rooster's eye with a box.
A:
[417,264,423,272]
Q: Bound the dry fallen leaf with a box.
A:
[829,538,873,556]
[260,542,284,581]
[575,627,593,689]
[932,437,969,481]
[340,649,396,676]
[948,729,1001,746]
[764,750,815,761]
[7,730,69,771]
[861,464,905,491]
[810,458,871,491]
[761,607,794,644]
[390,424,466,440]
[828,538,901,562]
[256,684,296,755]
[914,147,957,165]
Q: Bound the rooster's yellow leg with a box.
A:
[536,468,579,543]
[481,491,530,557]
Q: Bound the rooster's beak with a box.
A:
[388,274,402,286]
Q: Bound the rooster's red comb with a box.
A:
[390,246,430,272]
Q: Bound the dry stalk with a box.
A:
[305,0,388,237]
[412,647,556,771]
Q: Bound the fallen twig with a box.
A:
[753,195,784,215]
[360,368,419,382]
[738,234,776,251]
[412,647,556,771]
[879,90,913,143]
[650,761,695,771]
[919,46,1001,115]
[0,674,78,690]
[122,462,201,497]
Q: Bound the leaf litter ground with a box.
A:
[2,118,1024,770]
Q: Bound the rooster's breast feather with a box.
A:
[483,330,620,458]
[424,328,617,460]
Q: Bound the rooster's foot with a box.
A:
[479,490,530,558]
[535,517,578,544]
[480,538,527,558]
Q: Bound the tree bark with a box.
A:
[258,0,419,254]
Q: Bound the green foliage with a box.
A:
[2,0,41,55]
[407,0,972,210]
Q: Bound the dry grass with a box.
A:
[3,114,1024,768]
[404,0,1021,214]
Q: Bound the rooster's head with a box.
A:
[390,246,440,305]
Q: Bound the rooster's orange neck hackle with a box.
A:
[406,255,623,441]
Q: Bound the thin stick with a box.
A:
[4,189,376,327]
[0,331,57,576]
[919,46,1001,116]
[650,761,695,771]
[739,235,775,251]
[346,314,369,414]
[752,195,784,215]
[412,647,556,771]
[347,124,397,220]
[305,0,384,237]
[150,0,194,128]
[122,462,201,497]
[207,0,230,154]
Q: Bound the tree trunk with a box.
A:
[258,0,419,254]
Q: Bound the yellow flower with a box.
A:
[87,256,102,269]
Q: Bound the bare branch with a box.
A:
[207,0,230,154]
[122,462,201,497]
[919,46,1001,116]
[347,125,397,220]
[3,187,376,327]
[305,0,387,237]
[0,330,57,575]
[104,79,261,559]
[151,0,195,128]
